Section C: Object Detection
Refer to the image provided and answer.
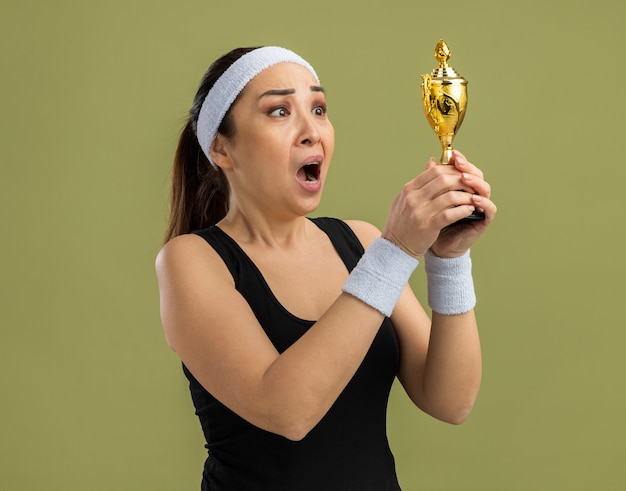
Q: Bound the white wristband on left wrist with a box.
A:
[424,249,476,315]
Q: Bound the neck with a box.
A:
[218,207,314,249]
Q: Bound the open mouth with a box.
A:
[298,162,321,183]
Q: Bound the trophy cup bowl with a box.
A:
[421,40,484,222]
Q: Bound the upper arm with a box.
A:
[155,234,281,427]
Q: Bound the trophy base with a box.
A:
[455,210,485,224]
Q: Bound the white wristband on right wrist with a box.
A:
[424,249,476,315]
[342,237,419,317]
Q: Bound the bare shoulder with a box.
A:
[155,233,236,349]
[156,233,232,285]
[156,233,212,267]
[342,219,381,249]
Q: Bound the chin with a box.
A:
[296,195,323,217]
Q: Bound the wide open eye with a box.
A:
[269,107,289,117]
[312,105,326,116]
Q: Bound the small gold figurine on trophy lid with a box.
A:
[421,39,484,222]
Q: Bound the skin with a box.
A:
[156,63,497,441]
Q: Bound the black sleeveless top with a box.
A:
[185,217,401,490]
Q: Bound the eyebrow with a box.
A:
[258,86,325,98]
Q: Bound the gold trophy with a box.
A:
[421,39,484,221]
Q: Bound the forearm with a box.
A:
[420,311,482,424]
[395,248,482,423]
[258,294,384,440]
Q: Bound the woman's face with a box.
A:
[215,62,335,219]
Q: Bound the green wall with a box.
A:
[2,1,624,489]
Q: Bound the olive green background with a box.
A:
[2,0,624,489]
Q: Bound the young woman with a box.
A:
[156,46,496,490]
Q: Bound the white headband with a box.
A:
[196,46,320,165]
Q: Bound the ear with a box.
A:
[209,133,233,170]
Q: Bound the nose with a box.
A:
[298,112,321,146]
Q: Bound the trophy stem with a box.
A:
[439,135,454,164]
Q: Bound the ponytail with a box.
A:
[163,47,259,244]
[163,121,229,243]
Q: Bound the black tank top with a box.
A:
[186,217,401,490]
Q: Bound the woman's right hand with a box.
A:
[381,153,489,258]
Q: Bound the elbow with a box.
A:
[255,385,331,441]
[262,402,326,441]
[223,401,324,442]
[435,399,477,425]
[417,392,478,425]
[425,383,481,425]
[271,418,318,442]
[441,406,473,425]
[281,425,312,442]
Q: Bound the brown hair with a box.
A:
[163,47,260,243]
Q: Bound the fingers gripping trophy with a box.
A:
[421,39,485,222]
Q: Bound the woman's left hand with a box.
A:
[429,150,497,258]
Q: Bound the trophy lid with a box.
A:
[428,40,466,82]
